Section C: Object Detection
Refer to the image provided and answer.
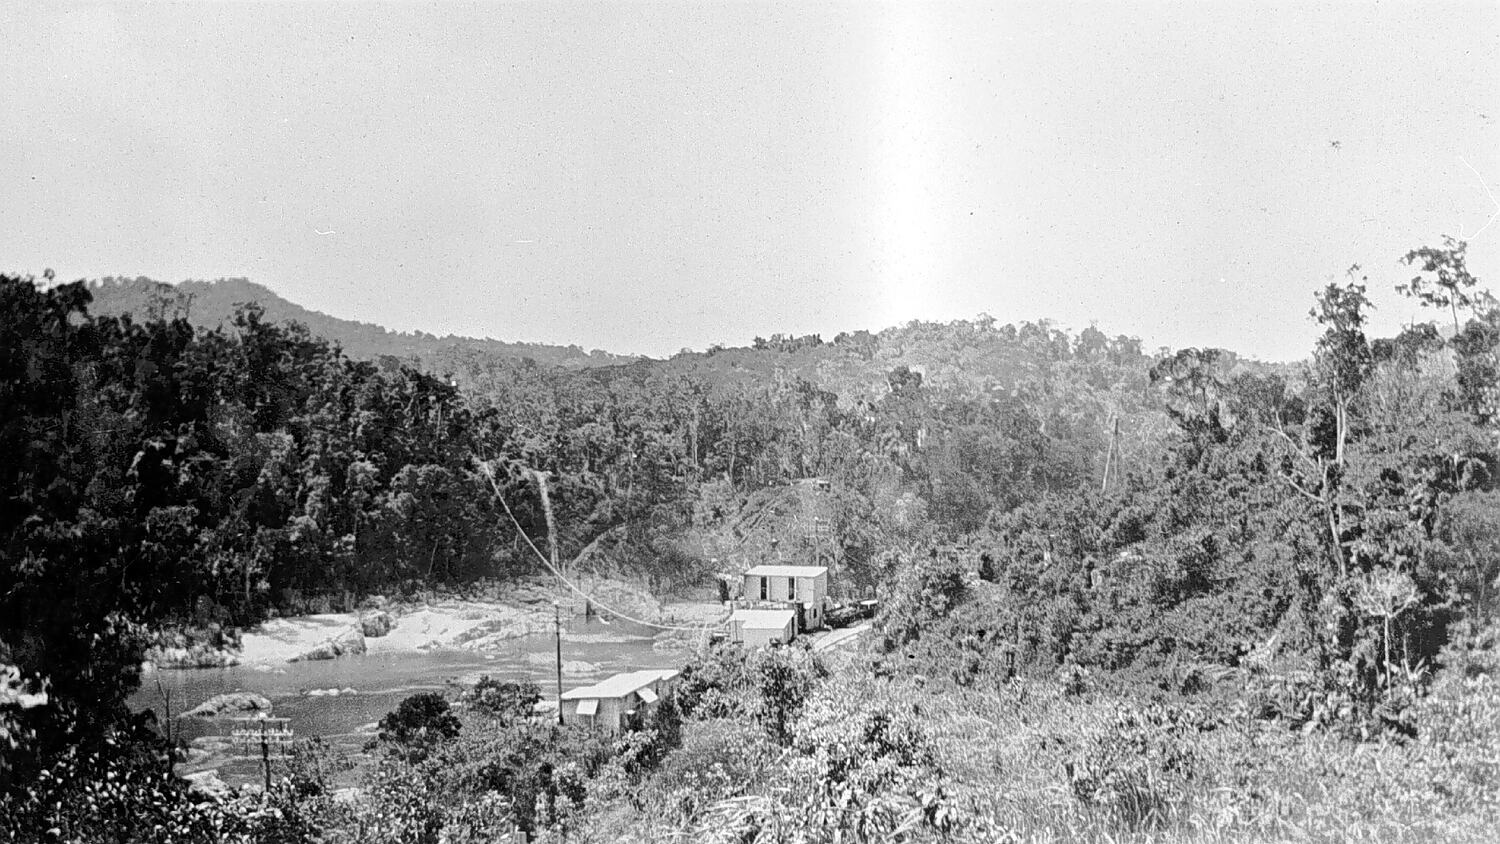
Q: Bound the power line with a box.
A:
[474,457,727,634]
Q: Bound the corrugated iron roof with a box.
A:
[729,608,797,629]
[744,565,828,578]
[561,668,679,700]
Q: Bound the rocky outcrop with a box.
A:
[288,642,339,662]
[452,617,540,650]
[185,692,273,718]
[183,769,231,798]
[303,687,359,697]
[144,643,241,669]
[288,627,366,662]
[561,660,599,676]
[653,636,691,653]
[335,626,367,654]
[190,735,235,755]
[143,627,244,669]
[177,745,214,765]
[359,610,396,638]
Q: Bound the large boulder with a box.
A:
[289,641,339,662]
[359,610,396,638]
[144,644,241,669]
[143,627,243,670]
[190,735,235,755]
[185,692,273,718]
[561,660,599,676]
[334,626,367,655]
[289,627,366,662]
[183,770,231,798]
[176,745,214,766]
[303,687,359,697]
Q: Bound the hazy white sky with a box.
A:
[3,1,1498,359]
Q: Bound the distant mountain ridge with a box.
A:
[77,275,1302,419]
[84,276,637,369]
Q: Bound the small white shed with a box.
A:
[728,608,797,648]
[561,669,679,734]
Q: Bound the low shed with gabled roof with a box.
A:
[728,608,797,649]
[561,669,679,734]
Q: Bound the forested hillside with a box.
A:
[86,276,635,369]
[3,239,1498,841]
[76,272,1220,593]
[1,268,1175,748]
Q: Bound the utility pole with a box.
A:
[231,716,291,797]
[259,720,271,793]
[1101,413,1120,494]
[554,604,564,726]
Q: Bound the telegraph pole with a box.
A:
[1101,413,1120,494]
[554,604,564,725]
[259,720,271,793]
[230,715,292,797]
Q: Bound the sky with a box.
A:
[3,1,1498,360]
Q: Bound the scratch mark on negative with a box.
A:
[1458,156,1500,241]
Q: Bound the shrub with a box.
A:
[460,677,540,722]
[633,718,780,826]
[436,792,520,844]
[875,549,972,653]
[674,643,755,720]
[1063,703,1204,831]
[781,675,959,841]
[359,757,445,844]
[753,648,817,745]
[617,692,683,773]
[376,692,460,761]
[0,723,324,844]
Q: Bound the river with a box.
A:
[130,616,689,787]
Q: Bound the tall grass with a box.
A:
[556,630,1500,843]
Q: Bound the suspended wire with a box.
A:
[475,457,728,634]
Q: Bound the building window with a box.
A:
[788,577,797,601]
[760,576,768,600]
[576,698,599,728]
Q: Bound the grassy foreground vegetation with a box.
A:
[3,236,1498,841]
[566,631,1500,843]
[6,627,1497,842]
[174,622,1494,843]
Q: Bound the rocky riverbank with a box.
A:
[183,692,273,718]
[145,577,709,671]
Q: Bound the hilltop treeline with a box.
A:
[85,276,634,369]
